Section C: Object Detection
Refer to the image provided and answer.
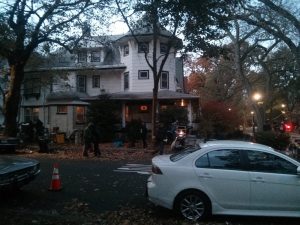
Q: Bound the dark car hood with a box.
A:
[0,156,39,174]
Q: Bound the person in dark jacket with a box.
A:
[92,124,101,157]
[82,122,93,157]
[154,123,167,155]
[140,122,148,149]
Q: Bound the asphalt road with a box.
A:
[0,157,151,214]
[1,156,300,225]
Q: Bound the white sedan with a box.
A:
[147,140,300,221]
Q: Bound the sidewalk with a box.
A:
[16,141,173,161]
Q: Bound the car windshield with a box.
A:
[170,146,200,162]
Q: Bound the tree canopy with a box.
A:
[0,0,110,136]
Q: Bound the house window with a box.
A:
[138,70,149,79]
[57,105,67,114]
[160,43,168,54]
[124,72,129,90]
[92,75,100,88]
[91,51,101,62]
[24,76,41,98]
[77,75,86,93]
[124,45,129,56]
[76,106,85,124]
[160,71,169,89]
[138,42,149,53]
[78,51,87,62]
[24,107,39,122]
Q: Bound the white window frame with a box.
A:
[92,75,100,88]
[160,71,169,89]
[124,45,129,56]
[160,43,168,54]
[57,105,68,114]
[75,106,86,124]
[77,75,86,93]
[124,72,129,90]
[91,51,101,62]
[138,42,149,53]
[138,70,149,80]
[78,51,87,62]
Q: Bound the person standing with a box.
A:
[154,123,167,155]
[140,122,148,149]
[83,122,93,157]
[92,123,101,157]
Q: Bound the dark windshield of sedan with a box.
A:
[170,146,200,162]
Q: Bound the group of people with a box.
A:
[82,121,171,157]
[82,122,101,157]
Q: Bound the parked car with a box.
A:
[0,155,40,191]
[147,140,300,221]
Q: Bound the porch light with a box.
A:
[180,99,185,107]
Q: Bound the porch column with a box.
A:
[122,102,126,128]
[188,100,192,125]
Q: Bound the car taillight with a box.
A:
[152,165,163,174]
[284,123,292,132]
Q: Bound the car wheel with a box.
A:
[175,190,211,221]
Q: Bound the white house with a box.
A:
[20,24,199,136]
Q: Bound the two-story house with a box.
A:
[21,24,199,136]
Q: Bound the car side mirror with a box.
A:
[297,166,300,175]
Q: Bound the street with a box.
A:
[0,157,150,214]
[1,153,300,225]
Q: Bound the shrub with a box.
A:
[125,119,142,147]
[159,106,188,126]
[255,131,290,150]
[87,94,121,142]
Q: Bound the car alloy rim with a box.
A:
[180,194,204,220]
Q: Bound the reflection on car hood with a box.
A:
[0,156,39,174]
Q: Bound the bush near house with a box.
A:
[87,95,121,142]
[255,131,290,150]
[125,119,142,147]
[159,106,188,126]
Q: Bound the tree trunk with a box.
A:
[151,86,159,141]
[3,63,25,137]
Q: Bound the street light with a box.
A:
[251,111,255,135]
[252,92,264,133]
[253,92,262,102]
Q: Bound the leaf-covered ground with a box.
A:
[3,142,300,225]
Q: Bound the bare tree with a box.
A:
[224,18,281,132]
[237,0,300,74]
[0,0,109,136]
[115,0,183,139]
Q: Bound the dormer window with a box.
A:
[91,51,101,62]
[138,42,149,53]
[124,45,129,56]
[160,43,168,54]
[78,51,87,62]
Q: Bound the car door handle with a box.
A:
[251,177,265,183]
[199,173,212,178]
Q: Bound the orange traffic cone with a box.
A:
[49,163,62,191]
